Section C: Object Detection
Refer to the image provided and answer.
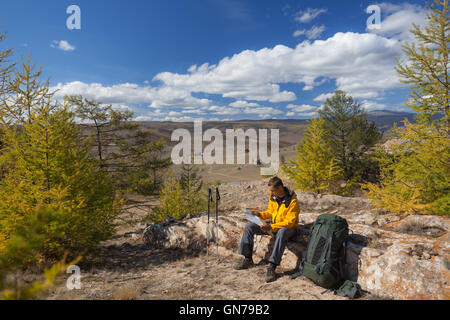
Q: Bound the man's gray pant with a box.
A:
[237,222,297,266]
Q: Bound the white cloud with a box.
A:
[293,25,326,39]
[292,30,304,38]
[285,104,320,118]
[152,32,404,103]
[243,106,283,115]
[181,108,207,115]
[314,93,334,102]
[110,104,132,111]
[207,105,242,115]
[133,107,210,122]
[229,100,260,108]
[295,8,327,23]
[361,100,387,111]
[134,113,221,122]
[286,104,319,113]
[52,32,404,118]
[51,2,430,121]
[367,2,427,42]
[50,40,75,52]
[51,81,212,109]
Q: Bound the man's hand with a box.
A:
[250,210,259,216]
[260,224,271,233]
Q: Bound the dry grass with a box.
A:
[113,285,141,300]
[163,286,197,300]
[223,236,239,250]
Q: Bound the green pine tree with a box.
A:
[395,0,449,132]
[0,55,121,261]
[0,34,87,300]
[282,112,344,194]
[362,0,450,216]
[153,165,208,223]
[180,164,207,214]
[152,170,186,222]
[319,90,383,182]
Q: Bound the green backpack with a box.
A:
[335,280,363,299]
[292,213,349,289]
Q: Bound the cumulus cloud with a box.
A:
[155,32,404,101]
[229,100,260,108]
[50,40,75,52]
[51,81,212,109]
[110,104,132,111]
[286,104,319,113]
[134,113,222,122]
[360,99,387,111]
[284,104,320,118]
[243,106,283,116]
[51,2,429,121]
[52,32,404,119]
[313,93,334,102]
[133,107,213,122]
[61,32,401,104]
[207,105,242,116]
[293,25,326,39]
[367,2,427,42]
[295,8,327,23]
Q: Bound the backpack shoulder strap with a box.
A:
[290,256,305,280]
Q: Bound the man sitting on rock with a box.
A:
[234,176,300,283]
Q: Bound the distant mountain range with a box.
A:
[218,109,442,133]
[127,109,439,148]
[366,110,413,116]
[80,109,443,150]
[365,109,444,133]
[365,109,416,132]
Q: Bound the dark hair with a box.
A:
[268,176,283,188]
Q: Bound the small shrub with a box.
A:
[153,170,207,223]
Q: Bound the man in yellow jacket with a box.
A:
[235,177,300,282]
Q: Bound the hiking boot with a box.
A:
[234,257,254,270]
[257,259,269,266]
[265,264,277,283]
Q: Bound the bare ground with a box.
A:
[45,192,351,300]
[47,247,348,300]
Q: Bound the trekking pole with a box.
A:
[206,188,212,260]
[215,187,220,262]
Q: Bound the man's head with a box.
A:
[268,177,285,198]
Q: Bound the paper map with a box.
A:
[243,209,263,226]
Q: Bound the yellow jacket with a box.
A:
[258,188,300,232]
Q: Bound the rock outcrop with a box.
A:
[143,181,449,300]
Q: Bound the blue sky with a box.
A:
[0,0,429,121]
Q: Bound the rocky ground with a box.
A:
[45,179,449,300]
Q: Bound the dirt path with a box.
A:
[47,246,348,300]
